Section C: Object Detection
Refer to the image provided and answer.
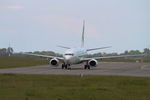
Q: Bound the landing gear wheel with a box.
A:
[87,65,90,69]
[84,65,90,69]
[65,64,68,69]
[84,65,87,69]
[62,64,65,69]
[62,64,71,70]
[67,64,71,70]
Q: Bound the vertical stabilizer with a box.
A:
[81,20,85,48]
[7,42,13,56]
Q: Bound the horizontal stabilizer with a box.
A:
[57,45,70,49]
[87,46,112,51]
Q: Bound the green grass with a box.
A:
[0,56,149,69]
[0,74,150,100]
[101,59,150,62]
[0,56,48,69]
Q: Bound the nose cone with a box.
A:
[64,55,72,63]
[65,55,71,60]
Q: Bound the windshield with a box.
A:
[64,53,74,56]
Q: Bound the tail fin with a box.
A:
[81,20,85,48]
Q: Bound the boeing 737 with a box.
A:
[24,21,143,69]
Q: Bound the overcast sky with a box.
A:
[0,0,150,53]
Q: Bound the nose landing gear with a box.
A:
[62,64,67,69]
[62,64,71,69]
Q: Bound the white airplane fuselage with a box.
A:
[63,48,87,65]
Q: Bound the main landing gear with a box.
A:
[84,64,90,69]
[84,61,90,69]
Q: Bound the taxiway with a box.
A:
[0,62,150,77]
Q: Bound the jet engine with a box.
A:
[49,58,59,66]
[88,59,98,67]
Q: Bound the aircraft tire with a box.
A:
[65,64,68,69]
[84,65,90,69]
[87,65,90,69]
[84,65,87,69]
[62,64,65,69]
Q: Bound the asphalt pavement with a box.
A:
[0,62,150,77]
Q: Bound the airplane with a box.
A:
[23,21,144,69]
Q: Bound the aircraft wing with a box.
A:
[22,53,64,60]
[81,54,144,61]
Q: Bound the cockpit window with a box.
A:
[64,53,74,56]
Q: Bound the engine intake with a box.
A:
[88,59,98,67]
[50,58,59,66]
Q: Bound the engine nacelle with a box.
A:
[88,59,98,67]
[49,58,59,66]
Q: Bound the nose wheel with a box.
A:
[62,64,71,69]
[62,64,67,69]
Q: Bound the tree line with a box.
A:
[0,47,150,59]
[0,47,13,56]
[85,48,150,57]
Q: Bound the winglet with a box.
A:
[81,20,85,48]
